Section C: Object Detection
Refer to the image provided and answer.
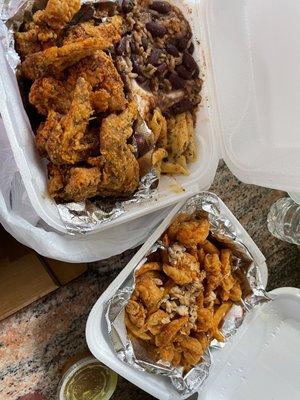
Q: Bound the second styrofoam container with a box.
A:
[86,193,269,400]
[2,0,299,235]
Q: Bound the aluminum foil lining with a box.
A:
[0,0,159,235]
[105,192,270,395]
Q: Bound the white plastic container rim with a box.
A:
[1,0,299,234]
[85,196,281,400]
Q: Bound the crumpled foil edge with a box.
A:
[105,192,270,395]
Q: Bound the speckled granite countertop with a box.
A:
[1,162,300,400]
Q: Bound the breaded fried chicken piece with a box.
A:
[47,164,101,202]
[29,52,126,115]
[63,15,122,44]
[96,101,140,196]
[15,0,80,58]
[21,37,117,80]
[45,77,93,164]
[29,77,72,115]
[33,0,81,30]
[67,51,127,112]
[35,110,62,156]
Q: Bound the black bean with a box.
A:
[146,21,166,38]
[116,36,127,55]
[141,36,148,50]
[149,1,171,14]
[175,65,191,80]
[69,4,94,26]
[171,99,193,114]
[192,64,200,78]
[183,52,198,72]
[168,37,179,47]
[166,44,179,57]
[188,42,194,54]
[136,75,147,84]
[122,0,135,13]
[177,35,189,51]
[149,48,163,66]
[168,72,185,90]
[130,41,139,54]
[156,63,167,76]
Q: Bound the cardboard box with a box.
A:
[0,227,87,321]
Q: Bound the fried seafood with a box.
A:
[63,15,122,44]
[33,0,81,30]
[21,37,118,80]
[125,212,245,370]
[96,100,140,197]
[15,0,81,58]
[41,77,93,165]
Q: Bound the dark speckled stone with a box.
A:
[0,162,299,400]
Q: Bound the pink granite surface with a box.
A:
[0,162,299,400]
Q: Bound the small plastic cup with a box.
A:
[57,356,118,400]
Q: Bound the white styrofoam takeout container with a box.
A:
[1,0,299,234]
[86,194,275,400]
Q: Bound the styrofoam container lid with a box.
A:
[198,287,300,400]
[203,0,300,191]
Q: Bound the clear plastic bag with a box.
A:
[0,119,171,262]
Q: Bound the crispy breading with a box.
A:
[125,300,146,329]
[67,51,127,112]
[63,167,101,201]
[45,77,93,164]
[155,316,188,347]
[220,249,235,292]
[196,308,213,332]
[33,0,81,30]
[47,163,65,199]
[29,52,126,115]
[164,245,200,285]
[176,218,210,248]
[21,37,116,80]
[135,274,164,311]
[167,213,190,240]
[135,262,162,278]
[204,253,222,293]
[97,101,140,197]
[201,239,220,255]
[125,312,151,341]
[229,281,242,302]
[63,15,122,44]
[35,110,62,156]
[174,334,203,367]
[29,77,72,115]
[146,309,170,335]
[156,344,175,363]
[15,0,80,58]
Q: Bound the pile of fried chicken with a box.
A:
[15,0,142,202]
[125,212,243,370]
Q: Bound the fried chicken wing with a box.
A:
[97,101,140,197]
[45,77,93,164]
[33,0,81,30]
[63,16,122,44]
[21,37,116,80]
